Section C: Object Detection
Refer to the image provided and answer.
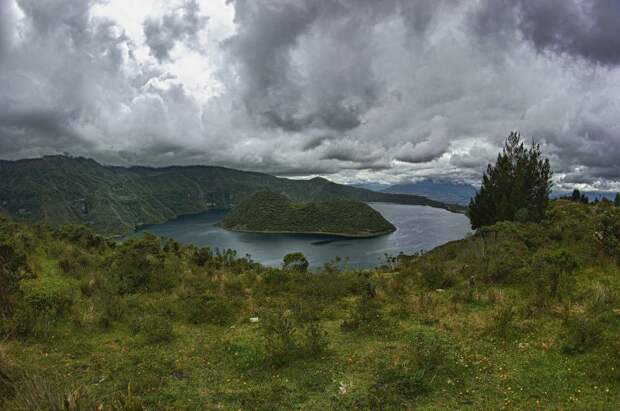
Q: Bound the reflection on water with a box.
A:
[130,203,472,268]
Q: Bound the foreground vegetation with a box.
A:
[218,191,396,237]
[1,198,619,409]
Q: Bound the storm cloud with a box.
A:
[0,0,619,190]
[144,0,208,62]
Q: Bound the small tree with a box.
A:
[615,193,620,208]
[569,189,589,204]
[282,252,309,272]
[468,132,552,229]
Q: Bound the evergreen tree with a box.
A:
[569,189,589,204]
[615,193,620,207]
[468,132,552,229]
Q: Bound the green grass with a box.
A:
[0,200,619,409]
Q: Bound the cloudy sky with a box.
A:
[1,0,619,190]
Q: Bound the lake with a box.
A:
[130,203,472,268]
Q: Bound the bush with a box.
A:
[487,304,517,340]
[0,349,98,411]
[106,234,172,294]
[96,292,125,329]
[14,276,77,338]
[561,317,603,355]
[419,257,453,289]
[302,322,329,358]
[262,310,297,366]
[415,291,439,325]
[187,293,238,326]
[368,329,461,408]
[341,290,389,335]
[282,252,309,273]
[0,240,31,317]
[261,269,291,293]
[586,282,616,314]
[531,248,577,301]
[110,384,146,411]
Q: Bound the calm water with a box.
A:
[130,203,472,268]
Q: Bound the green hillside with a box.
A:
[0,199,619,409]
[0,156,462,236]
[218,192,396,237]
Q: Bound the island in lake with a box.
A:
[218,191,396,237]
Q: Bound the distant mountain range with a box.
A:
[382,181,478,206]
[551,191,618,202]
[0,156,464,236]
[351,180,478,206]
[353,179,620,207]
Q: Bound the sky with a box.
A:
[0,0,619,190]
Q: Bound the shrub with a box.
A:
[419,258,453,289]
[282,252,309,273]
[302,322,329,358]
[57,247,91,278]
[487,304,517,340]
[106,234,170,294]
[531,248,578,301]
[261,269,291,293]
[110,384,146,411]
[0,350,98,411]
[14,276,77,338]
[96,293,125,329]
[561,317,603,355]
[187,293,238,326]
[191,247,214,267]
[341,290,389,335]
[262,310,297,365]
[415,291,439,326]
[0,240,31,317]
[586,282,616,314]
[368,329,461,407]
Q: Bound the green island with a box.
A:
[217,191,396,237]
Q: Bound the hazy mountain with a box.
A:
[551,191,619,202]
[0,156,463,236]
[383,180,478,206]
[349,182,391,192]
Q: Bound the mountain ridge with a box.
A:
[0,156,464,235]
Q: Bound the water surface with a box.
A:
[131,203,471,268]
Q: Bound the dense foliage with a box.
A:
[469,132,553,229]
[0,200,618,409]
[0,156,461,236]
[218,191,396,237]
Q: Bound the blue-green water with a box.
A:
[131,203,471,268]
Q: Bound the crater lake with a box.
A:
[129,203,472,268]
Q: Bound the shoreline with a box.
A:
[218,225,396,239]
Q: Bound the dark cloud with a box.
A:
[144,0,208,62]
[1,0,620,190]
[472,0,620,66]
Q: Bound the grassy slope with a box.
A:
[0,156,462,236]
[218,191,396,237]
[0,200,618,409]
